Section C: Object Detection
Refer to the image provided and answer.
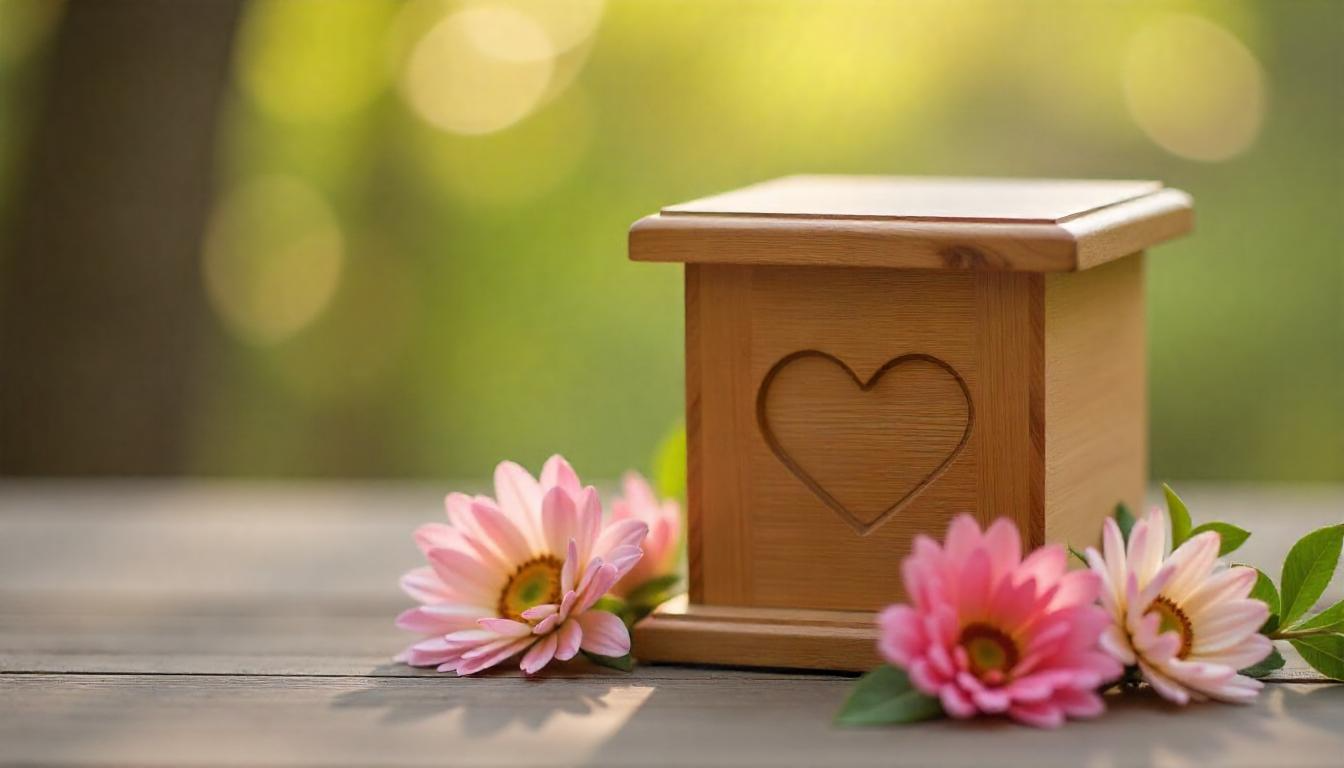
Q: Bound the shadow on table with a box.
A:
[330,662,619,736]
[585,679,1344,766]
[1068,685,1344,764]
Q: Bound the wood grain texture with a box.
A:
[757,351,973,535]
[650,266,1047,668]
[1065,189,1194,270]
[1044,255,1148,551]
[677,267,1042,621]
[633,597,880,671]
[4,674,1340,768]
[974,271,1046,547]
[689,266,1010,613]
[663,176,1162,223]
[1,482,1342,766]
[640,175,1173,667]
[684,265,755,604]
[630,177,1192,272]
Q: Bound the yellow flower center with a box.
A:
[498,555,563,621]
[959,622,1019,681]
[1146,595,1194,658]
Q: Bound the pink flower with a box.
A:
[395,455,648,675]
[1085,508,1272,704]
[608,472,681,599]
[879,515,1123,728]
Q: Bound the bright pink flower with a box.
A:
[395,456,648,675]
[608,472,681,599]
[879,515,1122,728]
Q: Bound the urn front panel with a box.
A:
[687,264,1043,612]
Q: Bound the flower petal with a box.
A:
[1139,660,1191,705]
[399,566,451,604]
[561,538,579,594]
[574,486,602,564]
[555,618,583,661]
[396,604,485,634]
[466,499,533,565]
[603,545,644,580]
[401,636,460,668]
[1009,700,1065,728]
[494,460,543,548]
[427,547,502,605]
[577,609,630,657]
[521,603,559,622]
[982,517,1022,579]
[938,684,976,718]
[1161,531,1220,603]
[478,617,533,638]
[541,487,579,560]
[592,518,649,561]
[520,632,559,674]
[455,637,534,676]
[575,563,619,613]
[539,455,581,497]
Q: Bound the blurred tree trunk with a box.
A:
[0,0,242,475]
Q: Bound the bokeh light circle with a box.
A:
[1124,14,1266,162]
[203,176,345,346]
[471,0,605,56]
[400,5,555,135]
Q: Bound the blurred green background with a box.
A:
[0,0,1340,482]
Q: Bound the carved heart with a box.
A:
[756,351,974,536]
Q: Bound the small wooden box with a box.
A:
[628,176,1193,671]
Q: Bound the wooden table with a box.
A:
[2,482,1341,766]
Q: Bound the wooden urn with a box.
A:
[627,176,1193,671]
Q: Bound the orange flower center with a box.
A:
[959,622,1019,681]
[1146,595,1194,658]
[498,555,563,621]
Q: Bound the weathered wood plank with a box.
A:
[2,481,1336,607]
[0,482,1341,767]
[0,610,1323,682]
[0,482,1339,679]
[0,674,1340,767]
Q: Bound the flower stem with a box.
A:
[1269,626,1337,641]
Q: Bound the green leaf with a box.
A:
[1188,521,1251,556]
[651,423,687,503]
[1288,634,1344,681]
[1246,567,1281,634]
[1279,524,1344,627]
[1163,483,1193,548]
[1114,502,1136,544]
[592,595,627,616]
[1295,600,1344,633]
[1240,647,1285,678]
[582,651,634,672]
[623,573,681,609]
[1068,545,1087,566]
[834,665,944,727]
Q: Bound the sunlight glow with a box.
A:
[1124,14,1266,162]
[400,5,555,136]
[410,87,593,206]
[203,177,344,346]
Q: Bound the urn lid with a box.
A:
[629,175,1192,272]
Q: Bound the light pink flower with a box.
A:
[608,472,681,599]
[879,515,1122,728]
[396,455,648,675]
[1085,507,1272,704]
